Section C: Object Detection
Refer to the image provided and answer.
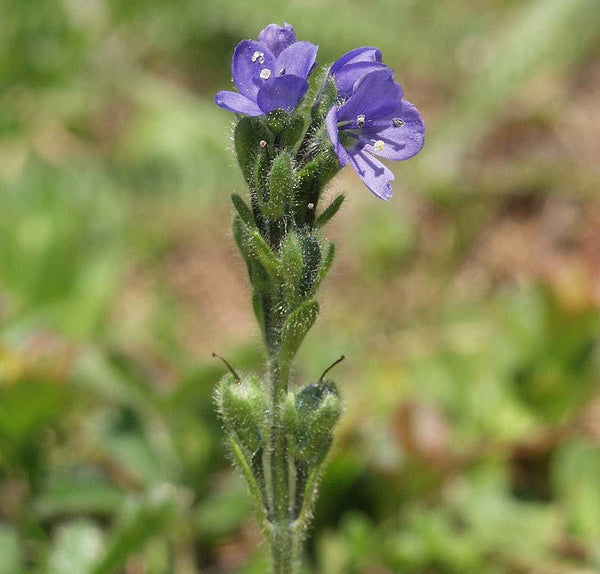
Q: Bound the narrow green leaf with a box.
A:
[313,242,335,291]
[281,233,304,306]
[231,194,255,228]
[315,195,345,228]
[280,300,319,364]
[248,229,280,281]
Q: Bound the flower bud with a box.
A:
[217,374,267,454]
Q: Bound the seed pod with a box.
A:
[288,380,342,465]
[217,374,267,454]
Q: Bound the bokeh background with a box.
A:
[2,0,600,572]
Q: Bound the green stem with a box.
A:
[267,354,300,573]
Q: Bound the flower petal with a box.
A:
[275,41,319,79]
[330,47,386,99]
[333,61,388,100]
[330,46,382,74]
[258,22,297,57]
[214,90,263,116]
[325,106,351,167]
[256,75,308,114]
[361,100,425,160]
[232,40,276,99]
[338,68,403,123]
[347,149,394,201]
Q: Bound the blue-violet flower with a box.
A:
[329,46,388,100]
[215,23,318,116]
[326,68,425,200]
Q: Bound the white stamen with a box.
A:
[393,118,405,127]
[356,114,366,128]
[251,51,264,63]
[279,68,286,76]
[373,140,385,152]
[259,68,272,80]
[259,140,267,148]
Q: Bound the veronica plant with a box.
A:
[214,23,424,573]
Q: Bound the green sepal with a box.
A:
[315,194,345,228]
[216,374,267,454]
[232,216,253,276]
[283,391,300,445]
[248,228,280,281]
[253,146,270,200]
[313,240,335,292]
[280,299,319,365]
[252,292,266,338]
[299,233,321,298]
[227,436,268,530]
[283,114,305,148]
[311,75,338,125]
[281,232,304,307]
[231,194,255,228]
[295,151,341,223]
[260,151,294,218]
[265,108,288,134]
[234,117,271,186]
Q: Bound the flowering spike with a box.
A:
[214,23,425,573]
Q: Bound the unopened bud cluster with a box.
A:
[213,21,424,574]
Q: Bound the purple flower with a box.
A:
[326,68,425,201]
[215,23,318,116]
[329,47,388,100]
[258,23,296,57]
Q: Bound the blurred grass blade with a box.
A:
[421,0,600,187]
[92,488,177,574]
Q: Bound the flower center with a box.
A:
[259,68,272,80]
[373,140,385,152]
[252,51,265,65]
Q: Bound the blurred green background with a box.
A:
[1,0,600,572]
